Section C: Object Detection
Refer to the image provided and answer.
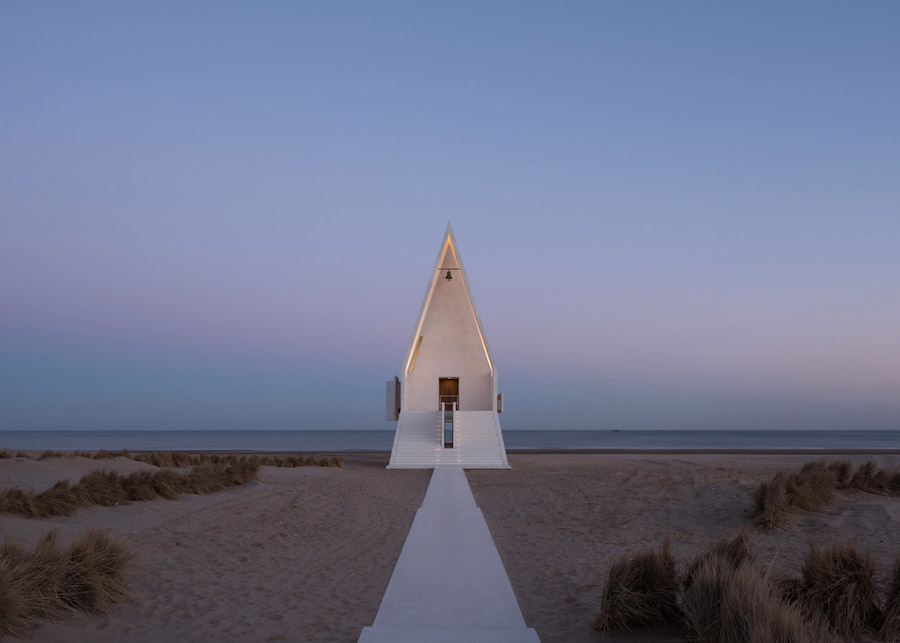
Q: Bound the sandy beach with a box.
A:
[1,453,430,642]
[2,452,899,642]
[470,453,900,643]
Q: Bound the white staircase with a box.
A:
[387,411,442,468]
[388,410,509,469]
[454,411,510,468]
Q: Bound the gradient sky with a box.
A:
[2,3,898,431]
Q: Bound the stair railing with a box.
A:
[442,402,455,448]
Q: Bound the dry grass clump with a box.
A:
[680,530,814,642]
[750,472,791,529]
[111,450,343,468]
[683,529,754,590]
[750,460,899,529]
[595,533,900,642]
[594,539,679,631]
[795,543,880,639]
[102,450,343,468]
[0,529,129,638]
[118,469,160,502]
[1,448,344,468]
[91,449,124,460]
[255,454,344,468]
[880,557,900,642]
[680,556,813,643]
[0,461,260,519]
[751,464,838,529]
[792,461,842,509]
[849,461,900,495]
[827,461,853,489]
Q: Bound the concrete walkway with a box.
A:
[359,466,540,643]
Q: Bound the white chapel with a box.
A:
[386,224,510,468]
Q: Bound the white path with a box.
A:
[359,465,540,643]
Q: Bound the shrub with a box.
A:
[118,470,159,502]
[0,488,37,517]
[798,543,880,638]
[1,448,343,468]
[680,555,814,643]
[751,472,791,529]
[750,460,899,528]
[594,538,679,631]
[0,530,130,638]
[79,471,130,507]
[0,462,260,519]
[60,530,130,614]
[850,461,894,495]
[788,462,838,511]
[880,556,900,642]
[34,481,88,517]
[684,529,754,590]
[827,461,853,489]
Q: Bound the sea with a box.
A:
[1,429,898,452]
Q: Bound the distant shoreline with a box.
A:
[9,447,900,456]
[5,428,897,453]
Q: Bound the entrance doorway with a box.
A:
[438,378,459,410]
[439,378,458,448]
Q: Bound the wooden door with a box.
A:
[438,378,459,410]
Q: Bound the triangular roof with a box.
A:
[403,223,495,377]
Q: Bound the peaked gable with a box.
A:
[403,223,495,378]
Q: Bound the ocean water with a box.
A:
[1,429,898,452]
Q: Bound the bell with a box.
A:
[445,270,452,280]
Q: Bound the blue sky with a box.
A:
[2,3,898,431]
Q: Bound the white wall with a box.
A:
[403,273,494,411]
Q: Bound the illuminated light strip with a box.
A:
[408,335,424,374]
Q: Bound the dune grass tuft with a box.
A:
[791,461,840,510]
[594,538,679,631]
[683,529,754,591]
[117,451,343,468]
[0,461,260,519]
[750,460,899,529]
[826,461,853,489]
[850,460,897,495]
[797,542,880,639]
[0,529,130,638]
[680,555,813,643]
[751,472,791,529]
[1,448,344,468]
[880,556,900,642]
[595,532,900,642]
